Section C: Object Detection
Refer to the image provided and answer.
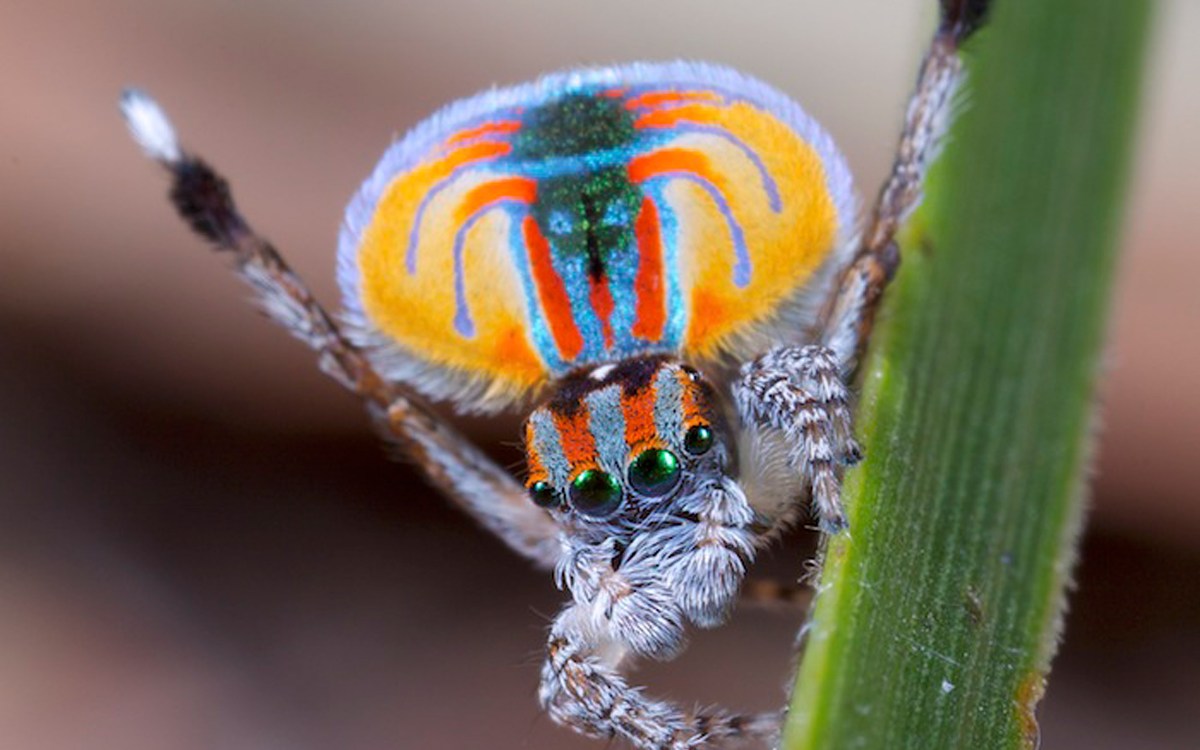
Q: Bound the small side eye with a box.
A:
[569,469,623,518]
[627,448,681,497]
[529,480,560,509]
[684,425,714,456]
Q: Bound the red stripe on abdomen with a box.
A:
[589,276,615,350]
[624,90,721,110]
[445,120,522,146]
[523,216,584,362]
[628,148,722,188]
[632,197,666,341]
[455,177,536,223]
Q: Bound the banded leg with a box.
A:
[746,1,988,535]
[821,0,990,370]
[120,91,561,568]
[543,477,768,747]
[733,345,860,533]
[541,604,779,750]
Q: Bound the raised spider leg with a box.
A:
[119,90,561,568]
[737,1,987,535]
[821,0,987,370]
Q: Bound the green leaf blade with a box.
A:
[782,1,1153,748]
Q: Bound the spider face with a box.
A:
[523,356,731,538]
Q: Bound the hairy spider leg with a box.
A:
[734,0,990,537]
[119,91,563,567]
[820,0,986,372]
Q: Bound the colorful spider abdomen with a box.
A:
[338,62,858,412]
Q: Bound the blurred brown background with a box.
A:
[1,1,1197,748]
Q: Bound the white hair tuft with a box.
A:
[120,88,182,164]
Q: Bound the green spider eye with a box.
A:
[528,480,560,509]
[627,448,681,497]
[684,424,714,456]
[570,469,623,517]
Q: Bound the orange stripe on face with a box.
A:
[523,422,549,485]
[445,120,522,146]
[553,409,598,470]
[588,276,615,350]
[622,385,660,450]
[523,216,584,362]
[631,197,666,342]
[633,103,722,130]
[455,177,536,224]
[624,90,722,110]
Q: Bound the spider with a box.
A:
[120,2,986,747]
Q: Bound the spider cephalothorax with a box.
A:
[525,357,756,642]
[123,3,984,746]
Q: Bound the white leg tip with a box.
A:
[119,88,182,164]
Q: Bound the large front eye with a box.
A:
[627,448,681,497]
[570,469,623,518]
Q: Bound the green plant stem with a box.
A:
[781,1,1153,748]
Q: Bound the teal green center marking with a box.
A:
[513,92,637,159]
[514,93,644,276]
